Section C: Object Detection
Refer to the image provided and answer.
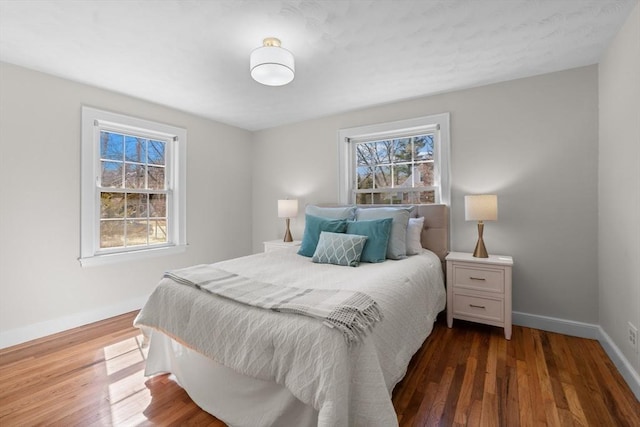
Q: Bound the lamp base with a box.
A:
[283,218,293,242]
[472,221,489,258]
[473,238,489,258]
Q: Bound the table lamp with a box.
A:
[464,194,498,258]
[278,199,298,242]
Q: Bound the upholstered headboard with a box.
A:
[320,203,450,267]
[414,204,449,267]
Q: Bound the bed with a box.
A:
[134,204,449,427]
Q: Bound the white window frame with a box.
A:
[80,106,187,267]
[338,113,450,205]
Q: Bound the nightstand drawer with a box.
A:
[453,265,504,292]
[453,294,504,322]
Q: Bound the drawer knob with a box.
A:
[469,304,486,309]
[469,276,486,281]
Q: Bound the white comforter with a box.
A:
[134,248,445,427]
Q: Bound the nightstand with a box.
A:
[446,251,514,339]
[263,240,301,253]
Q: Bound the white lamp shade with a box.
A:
[278,199,298,218]
[250,45,295,86]
[465,195,498,221]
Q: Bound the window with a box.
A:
[80,107,186,266]
[338,113,450,205]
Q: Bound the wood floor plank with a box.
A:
[502,364,520,426]
[532,330,563,426]
[561,381,588,427]
[424,365,455,426]
[516,358,535,427]
[1,312,638,426]
[452,355,477,424]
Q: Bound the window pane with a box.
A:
[356,140,397,166]
[397,190,435,204]
[414,135,434,161]
[373,192,388,204]
[416,190,436,204]
[126,193,148,218]
[100,220,124,248]
[356,143,376,166]
[394,164,411,187]
[357,166,373,190]
[125,136,146,163]
[148,140,165,165]
[387,194,405,204]
[147,166,165,190]
[355,193,373,204]
[149,193,166,217]
[101,161,122,188]
[391,138,411,163]
[374,166,392,188]
[416,163,434,186]
[126,220,148,246]
[125,163,145,188]
[101,192,124,218]
[375,141,393,164]
[100,132,123,160]
[149,219,168,244]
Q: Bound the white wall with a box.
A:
[252,66,599,324]
[0,62,253,347]
[598,2,640,382]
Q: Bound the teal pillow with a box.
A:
[298,214,348,257]
[347,218,393,263]
[312,232,368,267]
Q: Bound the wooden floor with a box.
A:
[0,312,638,426]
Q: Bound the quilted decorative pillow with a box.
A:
[298,214,348,257]
[355,207,412,259]
[312,232,368,267]
[346,218,393,263]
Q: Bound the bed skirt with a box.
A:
[143,329,319,427]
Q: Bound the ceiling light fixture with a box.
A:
[250,37,295,86]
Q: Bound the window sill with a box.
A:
[79,244,187,267]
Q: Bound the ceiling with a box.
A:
[0,0,636,131]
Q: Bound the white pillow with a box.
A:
[406,217,424,255]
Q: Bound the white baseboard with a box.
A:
[0,296,147,350]
[597,326,640,400]
[512,311,600,339]
[513,311,640,401]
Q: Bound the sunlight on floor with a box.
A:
[103,334,153,426]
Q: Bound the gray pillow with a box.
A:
[312,232,367,267]
[305,205,356,220]
[355,207,412,259]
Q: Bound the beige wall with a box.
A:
[598,2,640,378]
[0,62,253,346]
[252,66,599,323]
